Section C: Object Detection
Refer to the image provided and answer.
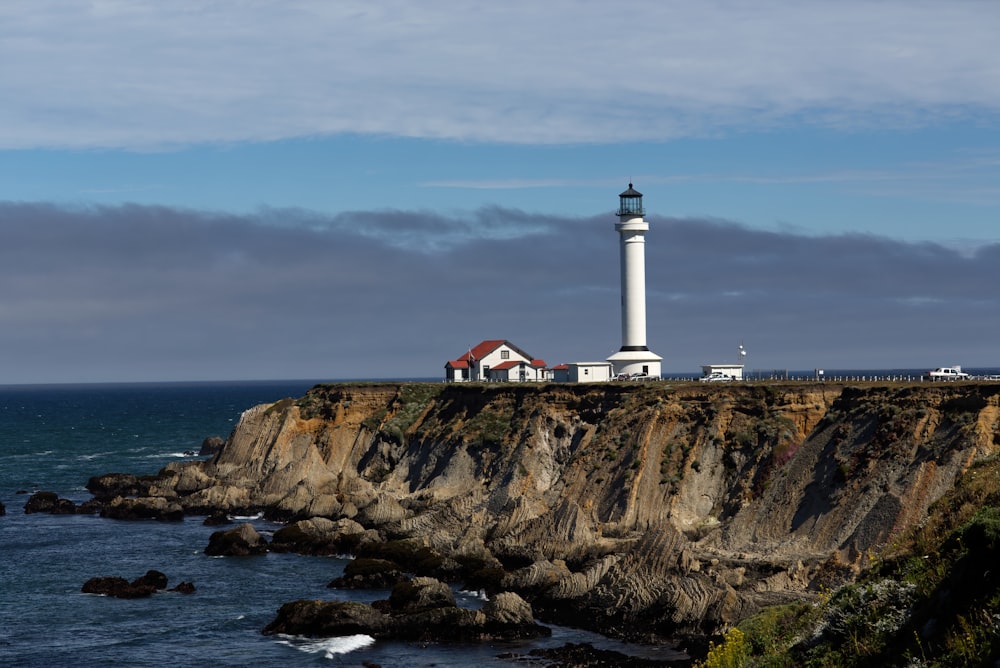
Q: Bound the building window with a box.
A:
[501,350,510,359]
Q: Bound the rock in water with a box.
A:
[387,577,455,613]
[132,570,169,590]
[263,578,551,642]
[170,581,197,594]
[199,436,225,456]
[100,496,184,521]
[204,522,268,556]
[24,491,76,514]
[262,600,391,637]
[81,571,170,598]
[328,558,408,589]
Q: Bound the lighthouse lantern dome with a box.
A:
[618,183,644,217]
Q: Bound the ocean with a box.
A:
[0,381,683,667]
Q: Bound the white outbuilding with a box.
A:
[567,362,614,383]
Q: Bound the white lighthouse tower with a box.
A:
[607,183,662,379]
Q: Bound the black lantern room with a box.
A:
[618,183,644,217]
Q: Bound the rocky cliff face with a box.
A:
[156,381,1000,640]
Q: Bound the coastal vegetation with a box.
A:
[699,453,1000,667]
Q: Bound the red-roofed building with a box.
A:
[444,340,548,382]
[487,358,549,382]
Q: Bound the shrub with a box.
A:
[697,627,749,668]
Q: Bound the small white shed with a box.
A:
[569,362,614,383]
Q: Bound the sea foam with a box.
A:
[277,634,375,658]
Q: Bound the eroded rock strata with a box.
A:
[93,382,1000,642]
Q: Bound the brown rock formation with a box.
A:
[123,381,999,640]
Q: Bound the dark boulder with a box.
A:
[203,511,233,526]
[354,538,453,577]
[386,577,455,613]
[132,570,169,590]
[389,605,487,641]
[81,571,167,599]
[170,582,197,594]
[269,517,371,556]
[85,472,136,500]
[76,499,103,515]
[82,576,150,598]
[199,436,225,456]
[328,558,408,590]
[263,578,550,643]
[86,472,161,501]
[100,496,184,521]
[1,501,5,515]
[482,592,549,640]
[81,571,194,598]
[24,491,77,514]
[205,523,268,556]
[262,600,391,638]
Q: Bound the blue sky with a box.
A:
[1,1,999,383]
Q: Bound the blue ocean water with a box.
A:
[0,381,683,667]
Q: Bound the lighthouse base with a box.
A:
[607,349,662,380]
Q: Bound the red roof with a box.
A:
[490,359,547,372]
[458,339,505,362]
[551,364,569,370]
[448,340,542,372]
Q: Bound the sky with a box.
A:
[1,1,999,384]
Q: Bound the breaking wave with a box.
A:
[277,634,375,658]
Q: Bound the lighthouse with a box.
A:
[607,183,662,379]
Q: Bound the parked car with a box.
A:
[700,372,733,383]
[922,366,971,381]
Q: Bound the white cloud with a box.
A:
[1,0,997,149]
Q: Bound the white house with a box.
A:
[445,340,546,382]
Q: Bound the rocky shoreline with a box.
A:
[32,381,1000,663]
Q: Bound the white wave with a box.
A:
[77,452,113,460]
[230,512,263,520]
[144,451,199,459]
[458,588,489,601]
[277,634,375,658]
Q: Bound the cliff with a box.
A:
[154,381,1000,640]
